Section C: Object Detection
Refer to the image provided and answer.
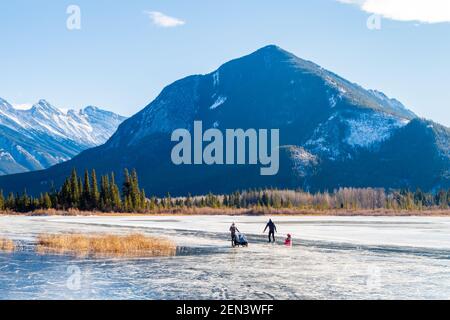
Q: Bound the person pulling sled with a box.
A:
[229,223,248,247]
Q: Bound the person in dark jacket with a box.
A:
[229,222,240,247]
[264,219,277,243]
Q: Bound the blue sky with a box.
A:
[0,0,449,126]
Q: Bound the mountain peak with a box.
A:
[32,99,62,115]
[217,45,299,71]
[258,44,284,52]
[249,44,297,61]
[0,97,14,111]
[84,106,99,112]
[83,106,107,115]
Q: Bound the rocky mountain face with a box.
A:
[0,45,448,195]
[0,98,126,174]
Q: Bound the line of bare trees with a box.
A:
[169,188,450,211]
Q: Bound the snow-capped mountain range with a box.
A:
[0,98,126,175]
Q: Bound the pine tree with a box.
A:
[69,169,80,208]
[124,196,132,212]
[234,191,241,208]
[165,192,172,209]
[90,170,100,209]
[131,169,141,210]
[110,173,122,212]
[140,189,146,211]
[60,178,71,209]
[122,169,131,199]
[18,190,31,212]
[149,197,157,211]
[185,193,193,208]
[5,192,14,210]
[436,190,448,209]
[82,170,91,210]
[99,175,112,211]
[78,177,83,197]
[43,193,52,209]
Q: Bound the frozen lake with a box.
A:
[1,215,450,300]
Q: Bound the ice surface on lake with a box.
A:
[1,215,450,300]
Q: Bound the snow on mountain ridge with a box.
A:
[1,99,126,146]
[0,97,127,175]
[210,96,227,110]
[344,112,409,147]
[305,110,410,161]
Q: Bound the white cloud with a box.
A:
[144,11,185,28]
[337,0,450,23]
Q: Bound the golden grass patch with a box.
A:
[0,238,16,252]
[37,233,176,258]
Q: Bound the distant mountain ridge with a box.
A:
[0,98,126,174]
[0,45,448,195]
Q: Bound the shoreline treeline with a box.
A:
[0,169,147,213]
[0,169,449,213]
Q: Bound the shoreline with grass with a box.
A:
[2,207,450,217]
[1,233,177,258]
[37,233,176,257]
[2,169,450,216]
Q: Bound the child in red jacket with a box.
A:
[284,234,292,246]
